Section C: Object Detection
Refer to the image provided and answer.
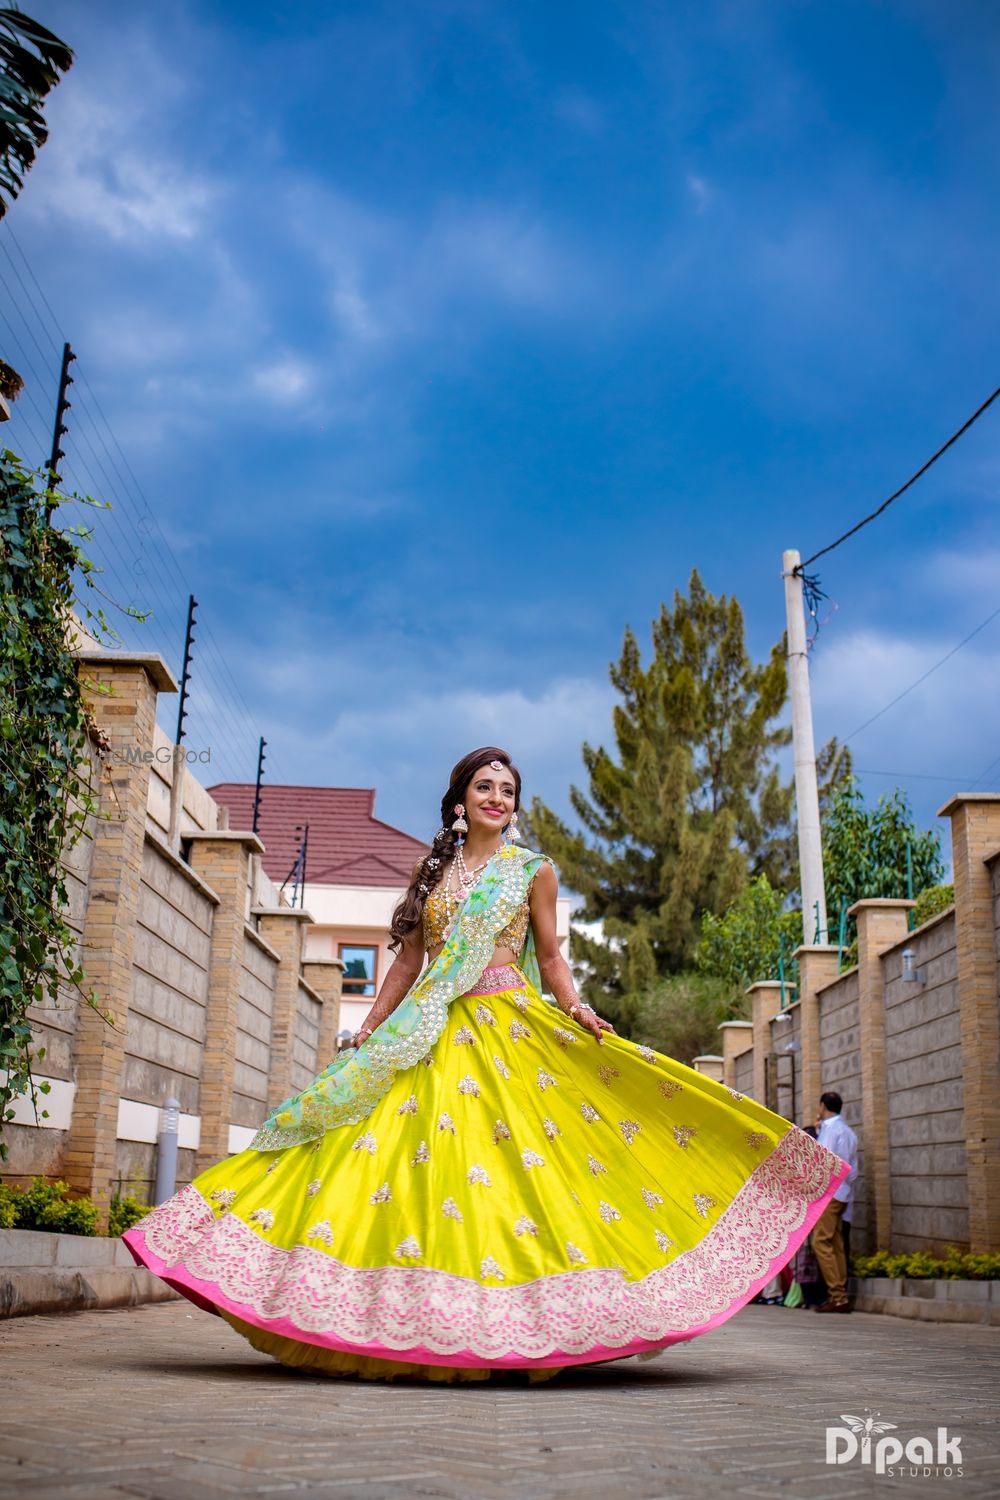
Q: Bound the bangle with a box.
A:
[569,1002,593,1020]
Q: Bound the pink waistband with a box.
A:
[466,964,526,996]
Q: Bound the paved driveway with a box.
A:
[1,1300,997,1498]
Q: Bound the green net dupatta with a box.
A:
[249,844,551,1151]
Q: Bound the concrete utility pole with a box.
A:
[782,549,828,945]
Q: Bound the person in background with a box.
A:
[812,1091,858,1313]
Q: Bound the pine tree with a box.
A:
[526,569,847,1022]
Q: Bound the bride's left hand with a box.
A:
[572,1004,615,1044]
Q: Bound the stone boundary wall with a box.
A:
[5,651,343,1218]
[721,796,1000,1256]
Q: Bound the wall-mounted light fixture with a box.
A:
[902,948,927,985]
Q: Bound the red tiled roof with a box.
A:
[205,783,428,889]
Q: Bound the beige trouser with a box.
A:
[812,1198,848,1302]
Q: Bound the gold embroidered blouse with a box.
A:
[422,880,532,954]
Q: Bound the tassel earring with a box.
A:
[451,804,468,845]
[504,811,520,845]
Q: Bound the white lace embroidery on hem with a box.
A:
[131,1127,842,1361]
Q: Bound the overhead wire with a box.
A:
[2,226,294,793]
[841,605,1000,744]
[797,382,1000,572]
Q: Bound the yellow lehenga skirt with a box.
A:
[124,963,849,1382]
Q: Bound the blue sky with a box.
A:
[4,0,1000,866]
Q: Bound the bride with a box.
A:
[124,745,850,1381]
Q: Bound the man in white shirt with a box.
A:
[812,1090,859,1313]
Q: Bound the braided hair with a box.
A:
[388,746,522,952]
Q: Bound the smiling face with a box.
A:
[460,763,518,838]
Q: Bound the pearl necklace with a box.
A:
[442,839,502,920]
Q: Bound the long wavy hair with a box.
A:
[388,746,522,952]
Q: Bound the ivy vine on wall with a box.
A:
[0,449,145,1159]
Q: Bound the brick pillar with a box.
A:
[850,898,913,1250]
[795,944,841,1128]
[303,957,346,1068]
[718,1020,753,1089]
[252,906,313,1108]
[747,981,783,1104]
[940,794,1000,1252]
[65,653,176,1217]
[692,1054,724,1083]
[187,831,264,1171]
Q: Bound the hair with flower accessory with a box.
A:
[389,747,522,950]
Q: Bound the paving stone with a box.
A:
[0,1302,997,1498]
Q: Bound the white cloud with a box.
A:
[251,357,314,405]
[686,174,713,212]
[22,87,217,243]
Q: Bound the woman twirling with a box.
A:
[124,746,850,1381]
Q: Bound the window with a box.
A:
[339,944,378,997]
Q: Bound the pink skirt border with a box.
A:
[123,1152,849,1370]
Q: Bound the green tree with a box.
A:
[0,5,73,219]
[696,873,802,994]
[822,775,945,950]
[526,569,847,1025]
[630,972,742,1068]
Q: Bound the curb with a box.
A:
[0,1228,179,1318]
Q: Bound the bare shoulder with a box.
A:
[530,859,558,896]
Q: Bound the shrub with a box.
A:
[108,1193,148,1236]
[911,883,955,928]
[851,1245,1000,1280]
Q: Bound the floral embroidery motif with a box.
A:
[370,1183,392,1205]
[587,1154,608,1177]
[512,994,530,1014]
[521,1149,545,1170]
[635,1044,657,1063]
[474,1004,497,1027]
[641,1188,664,1210]
[209,1188,236,1209]
[397,1095,418,1116]
[508,1018,532,1042]
[458,1075,480,1097]
[513,1216,538,1237]
[144,1129,842,1358]
[249,1208,274,1230]
[306,1220,332,1246]
[598,1201,621,1224]
[536,1068,557,1092]
[353,1131,377,1154]
[421,1054,434,1067]
[492,1119,512,1144]
[467,1164,491,1186]
[442,1197,463,1222]
[543,1118,562,1139]
[620,1119,641,1144]
[437,1112,456,1134]
[493,1055,511,1080]
[552,1028,577,1048]
[693,1193,717,1219]
[597,1063,620,1087]
[265,1158,280,1174]
[480,1256,505,1281]
[580,1103,601,1123]
[566,1242,588,1265]
[305,1179,321,1197]
[454,1025,475,1046]
[394,1237,423,1260]
[745,1131,770,1149]
[672,1125,697,1150]
[659,1078,684,1100]
[726,1086,744,1101]
[410,1141,430,1166]
[655,1230,673,1254]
